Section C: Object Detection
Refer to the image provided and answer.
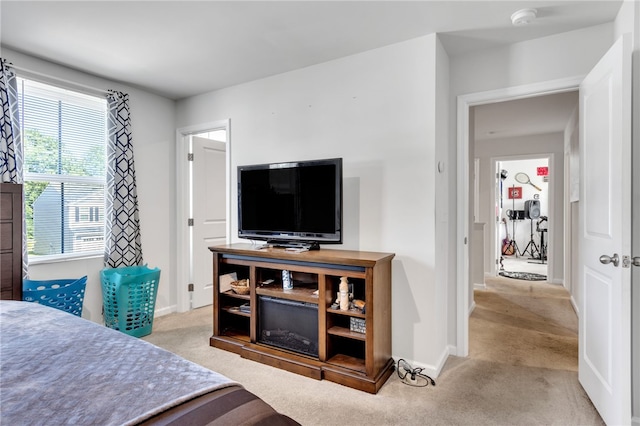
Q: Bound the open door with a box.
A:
[578,34,631,425]
[191,135,227,309]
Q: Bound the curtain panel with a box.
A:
[104,91,143,268]
[0,59,22,184]
[1,58,28,279]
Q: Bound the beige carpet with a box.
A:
[143,276,603,425]
[471,277,578,372]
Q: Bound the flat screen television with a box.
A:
[237,158,342,250]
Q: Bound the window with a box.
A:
[18,78,107,260]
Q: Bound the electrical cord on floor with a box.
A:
[396,358,436,387]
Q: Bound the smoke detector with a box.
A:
[511,8,537,26]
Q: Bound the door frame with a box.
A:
[176,119,231,313]
[456,76,583,356]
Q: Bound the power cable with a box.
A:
[396,359,436,387]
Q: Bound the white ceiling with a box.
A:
[1,1,622,101]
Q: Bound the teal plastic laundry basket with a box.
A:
[23,276,87,317]
[100,265,161,338]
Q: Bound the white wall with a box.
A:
[2,47,177,324]
[451,23,615,96]
[177,34,450,373]
[434,35,451,365]
[448,23,616,350]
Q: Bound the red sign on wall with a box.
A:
[537,167,549,176]
[508,187,522,199]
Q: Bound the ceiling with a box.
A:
[1,1,622,101]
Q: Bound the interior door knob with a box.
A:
[632,256,640,267]
[599,253,620,267]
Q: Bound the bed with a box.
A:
[0,300,298,425]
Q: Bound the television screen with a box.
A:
[238,158,342,249]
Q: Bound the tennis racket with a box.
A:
[515,172,542,191]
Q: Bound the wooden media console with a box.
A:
[209,243,394,393]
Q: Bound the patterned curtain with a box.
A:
[0,59,28,278]
[1,59,22,183]
[104,90,143,268]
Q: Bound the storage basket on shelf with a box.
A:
[23,276,87,317]
[100,265,161,338]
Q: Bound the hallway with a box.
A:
[470,274,577,371]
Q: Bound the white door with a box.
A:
[191,136,227,309]
[578,34,631,425]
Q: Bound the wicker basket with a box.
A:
[230,279,250,295]
[350,317,366,334]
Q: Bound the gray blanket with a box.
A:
[0,301,238,425]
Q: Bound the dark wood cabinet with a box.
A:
[209,243,394,393]
[1,183,23,301]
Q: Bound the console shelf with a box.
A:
[327,307,366,318]
[210,243,394,393]
[255,285,319,304]
[221,290,250,300]
[221,306,251,317]
[327,326,367,341]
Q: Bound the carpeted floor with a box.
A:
[471,276,578,371]
[144,275,604,425]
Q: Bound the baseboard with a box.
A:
[392,346,450,379]
[447,344,458,357]
[569,295,579,316]
[474,282,486,290]
[155,305,177,318]
[433,346,451,377]
[632,415,640,426]
[468,300,476,316]
[551,278,564,285]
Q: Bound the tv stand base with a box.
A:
[209,243,395,393]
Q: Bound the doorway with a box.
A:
[456,34,634,423]
[470,91,578,287]
[467,92,575,365]
[176,120,231,312]
[456,80,582,357]
[190,131,227,309]
[496,157,550,280]
[458,36,634,421]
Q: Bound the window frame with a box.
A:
[17,75,108,264]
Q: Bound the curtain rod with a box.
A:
[7,62,111,96]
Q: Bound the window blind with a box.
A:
[18,78,107,259]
